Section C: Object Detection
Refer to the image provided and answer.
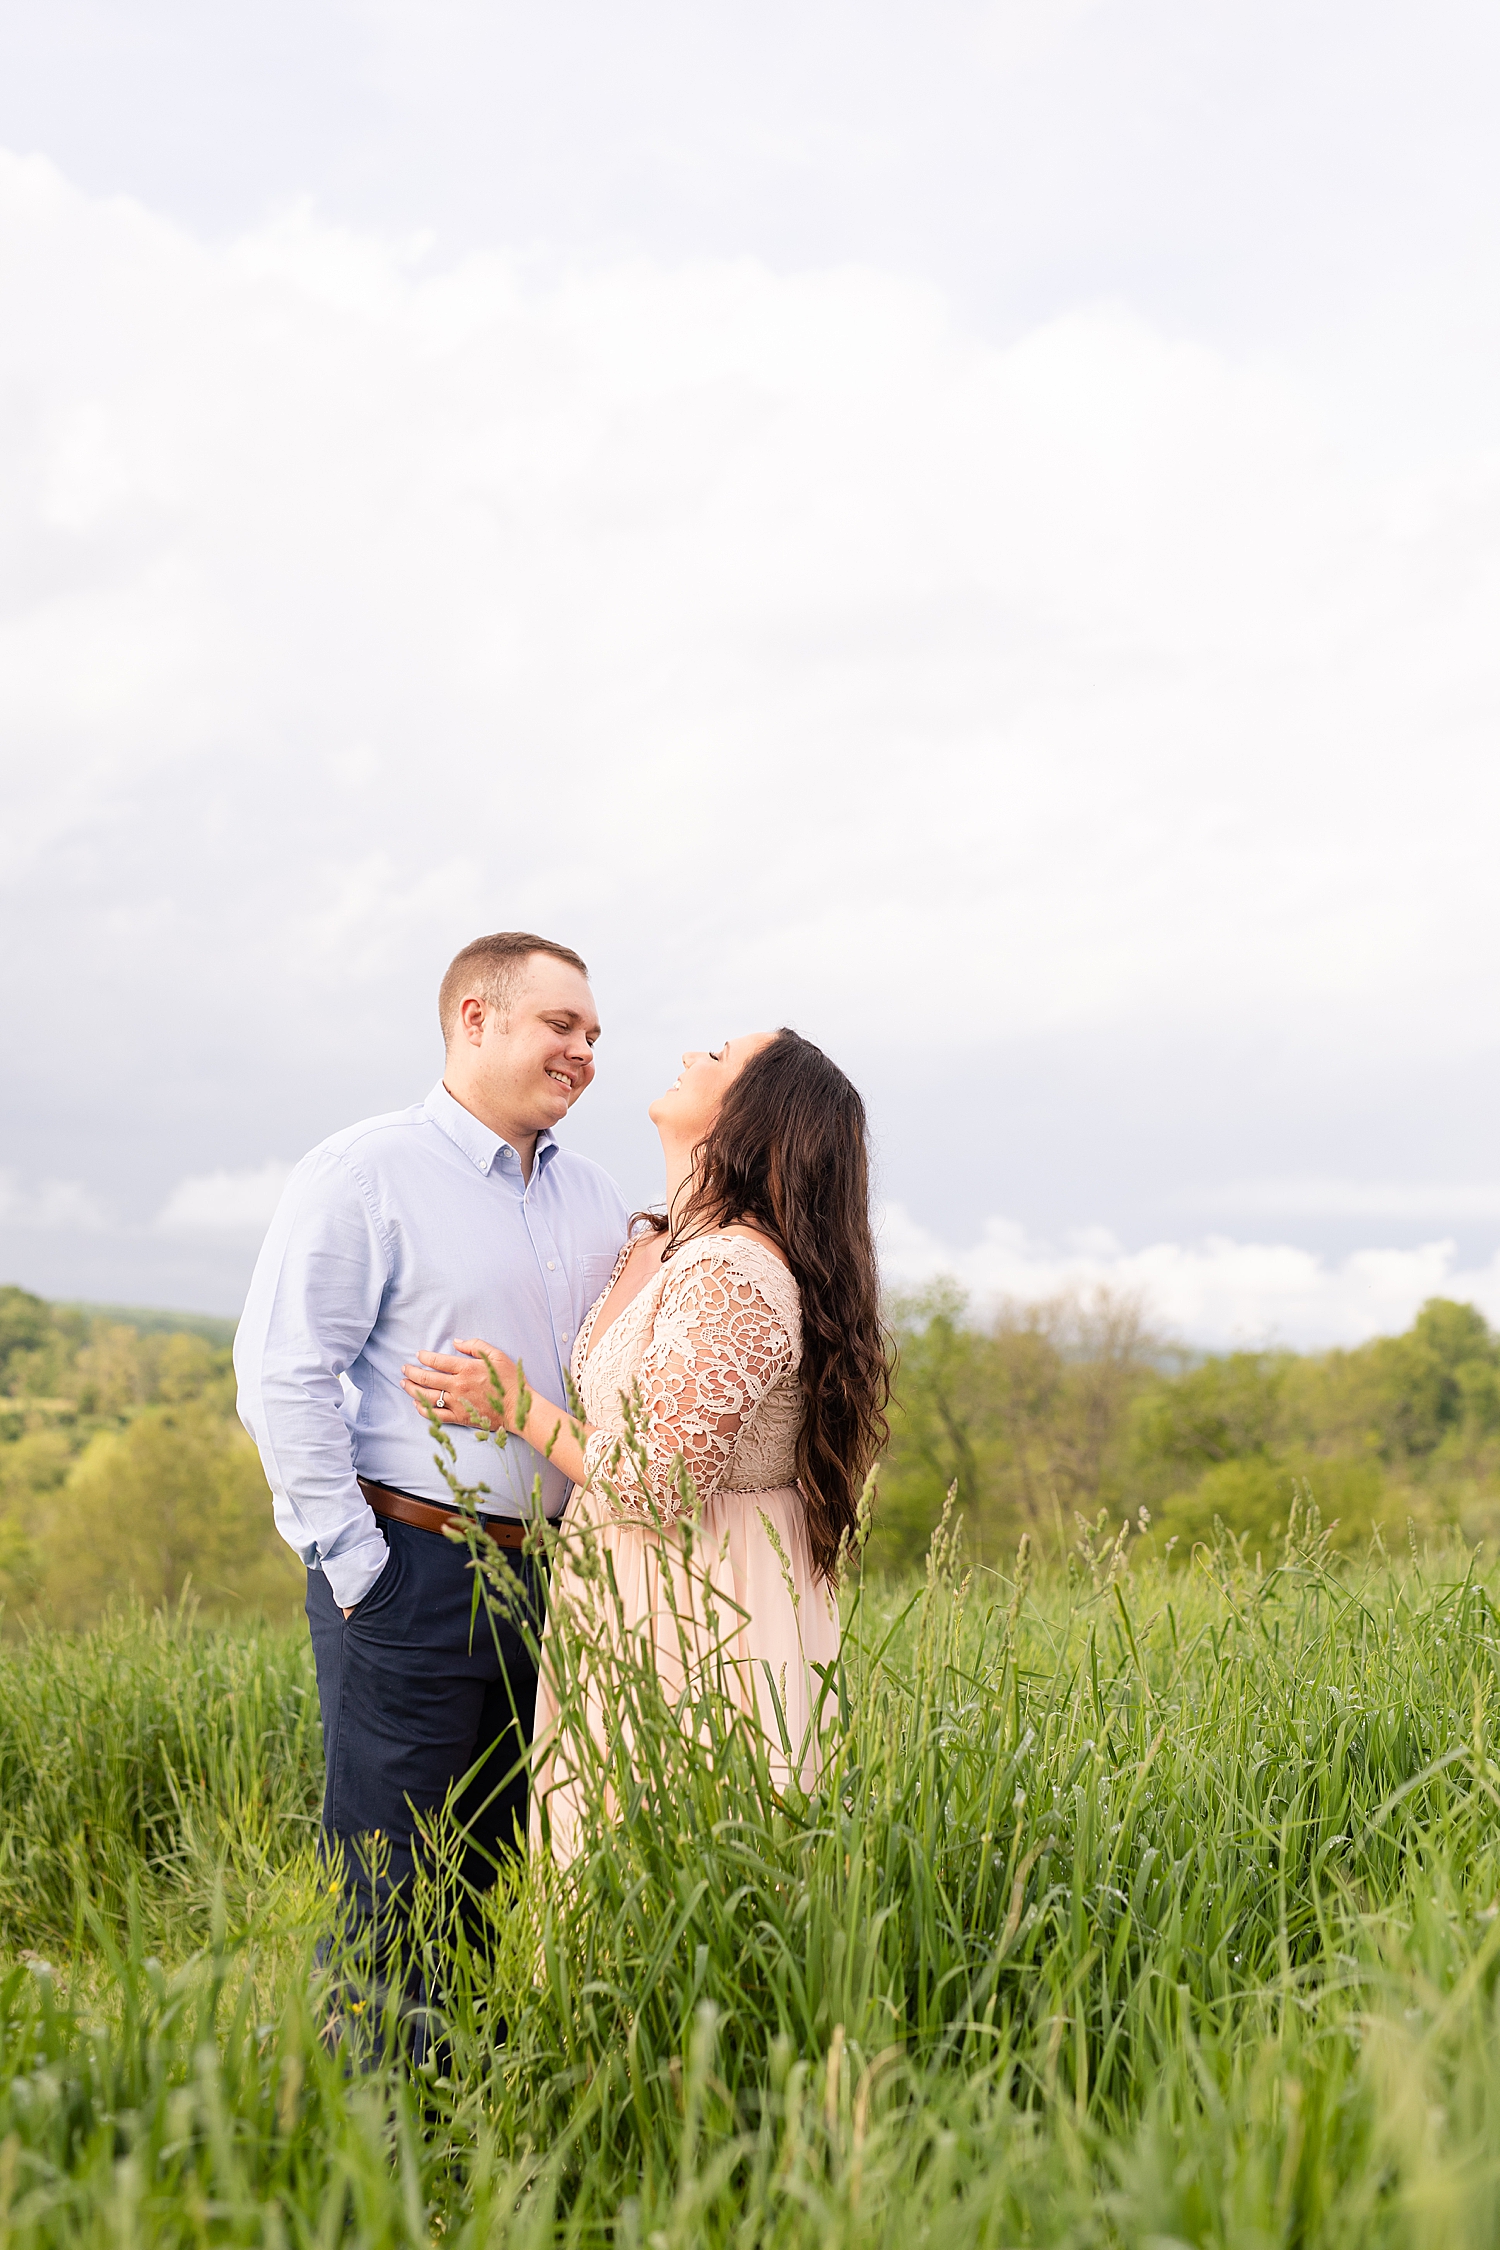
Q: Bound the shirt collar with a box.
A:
[424,1081,558,1178]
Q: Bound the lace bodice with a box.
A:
[571,1232,804,1520]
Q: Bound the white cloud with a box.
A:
[3,149,1499,1062]
[155,1163,293,1237]
[0,1174,111,1232]
[878,1202,1500,1352]
[3,149,1500,1325]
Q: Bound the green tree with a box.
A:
[1131,1350,1287,1478]
[0,1287,50,1392]
[874,1281,1159,1569]
[1288,1298,1500,1467]
[36,1403,302,1626]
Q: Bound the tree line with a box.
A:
[873,1279,1500,1572]
[3,1276,1497,1624]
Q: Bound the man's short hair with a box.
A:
[438,932,589,1045]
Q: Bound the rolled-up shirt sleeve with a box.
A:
[234,1148,393,1610]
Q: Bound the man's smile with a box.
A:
[547,1067,576,1090]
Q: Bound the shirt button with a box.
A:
[547,1260,556,1271]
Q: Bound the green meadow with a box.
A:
[6,1282,1500,2244]
[4,1514,1500,2244]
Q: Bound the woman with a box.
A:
[400,1026,888,1862]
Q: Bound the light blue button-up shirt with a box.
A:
[234,1081,629,1608]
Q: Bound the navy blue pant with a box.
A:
[305,1514,540,2038]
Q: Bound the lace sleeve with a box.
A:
[583,1251,796,1521]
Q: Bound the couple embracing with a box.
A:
[235,931,887,2001]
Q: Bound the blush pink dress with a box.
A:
[529,1230,841,1867]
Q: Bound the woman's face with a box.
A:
[649,1032,775,1141]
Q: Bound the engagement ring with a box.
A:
[435,1390,446,1409]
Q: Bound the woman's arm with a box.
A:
[400,1344,591,1486]
[401,1250,794,1518]
[588,1254,794,1521]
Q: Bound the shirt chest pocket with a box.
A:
[578,1253,617,1309]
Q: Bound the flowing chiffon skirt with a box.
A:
[529,1478,841,1869]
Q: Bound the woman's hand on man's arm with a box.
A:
[401,1339,514,1432]
[400,1341,592,1486]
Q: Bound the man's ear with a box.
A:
[458,994,488,1046]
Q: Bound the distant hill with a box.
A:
[57,1302,237,1347]
[0,1282,296,1626]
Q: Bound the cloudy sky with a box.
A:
[2,0,1499,1346]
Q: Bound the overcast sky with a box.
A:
[3,0,1499,1347]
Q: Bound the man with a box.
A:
[235,932,628,2034]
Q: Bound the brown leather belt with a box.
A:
[358,1477,530,1552]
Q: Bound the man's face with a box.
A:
[453,956,600,1136]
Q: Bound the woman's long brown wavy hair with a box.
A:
[639,1027,889,1582]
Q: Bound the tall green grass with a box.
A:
[0,1604,322,1949]
[8,1514,1500,2243]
